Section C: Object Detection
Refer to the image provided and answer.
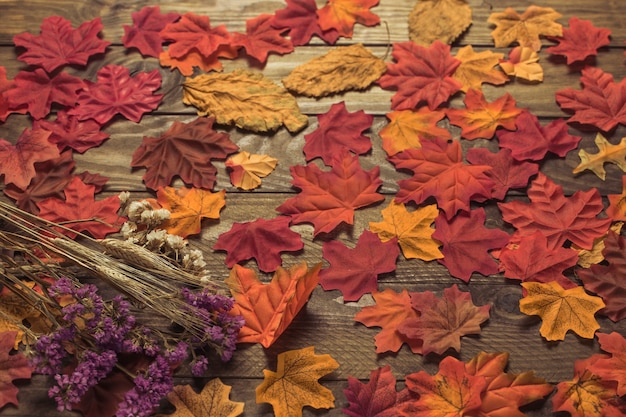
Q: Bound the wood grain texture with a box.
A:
[1,0,626,416]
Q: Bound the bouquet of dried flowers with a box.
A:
[0,197,244,416]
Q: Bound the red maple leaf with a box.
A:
[271,0,340,46]
[0,66,26,122]
[397,285,491,355]
[555,66,626,132]
[13,16,110,73]
[69,64,162,125]
[589,332,626,396]
[0,331,32,409]
[496,110,582,161]
[37,176,123,239]
[304,101,373,164]
[378,40,462,111]
[0,126,60,189]
[159,13,231,59]
[5,68,84,120]
[231,14,293,64]
[343,365,416,417]
[546,17,611,65]
[316,0,380,38]
[319,230,399,302]
[131,117,238,190]
[432,208,510,281]
[578,230,626,321]
[276,153,384,236]
[213,216,304,273]
[465,147,538,200]
[122,6,181,58]
[389,138,494,220]
[499,231,578,289]
[35,110,109,153]
[498,172,611,250]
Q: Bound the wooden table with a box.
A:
[1,0,626,416]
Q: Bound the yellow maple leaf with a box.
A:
[607,176,626,221]
[408,0,472,46]
[182,69,308,133]
[453,45,509,92]
[156,379,244,417]
[499,46,544,82]
[154,187,225,238]
[369,201,442,261]
[256,346,339,417]
[282,43,386,98]
[573,222,623,267]
[488,5,563,51]
[225,151,278,190]
[519,281,605,341]
[573,133,626,180]
[379,108,451,157]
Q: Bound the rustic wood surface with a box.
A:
[1,0,626,416]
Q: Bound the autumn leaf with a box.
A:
[319,230,399,302]
[553,355,626,417]
[573,133,626,180]
[0,331,32,409]
[35,110,109,153]
[577,230,626,321]
[589,332,626,396]
[122,6,180,58]
[0,283,53,348]
[13,16,110,72]
[225,151,278,190]
[131,117,239,190]
[231,14,293,64]
[546,17,611,65]
[607,175,626,221]
[153,186,225,238]
[69,64,162,125]
[256,346,339,417]
[270,0,340,46]
[276,153,384,236]
[555,66,626,132]
[369,201,442,261]
[159,13,231,59]
[379,108,451,157]
[183,69,307,133]
[303,101,373,164]
[397,285,491,355]
[0,66,22,122]
[498,172,611,250]
[573,222,623,267]
[452,45,508,92]
[390,138,494,220]
[519,281,605,341]
[226,262,320,348]
[282,44,386,98]
[408,0,472,46]
[213,216,303,273]
[353,288,421,353]
[378,40,462,110]
[446,89,522,140]
[316,0,380,38]
[499,46,544,82]
[159,45,236,76]
[0,126,60,189]
[487,5,563,51]
[158,379,244,417]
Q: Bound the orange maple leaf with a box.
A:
[316,0,380,38]
[488,5,562,51]
[256,346,339,417]
[157,379,244,417]
[159,45,238,76]
[607,175,626,221]
[225,262,320,348]
[453,45,509,92]
[0,282,53,348]
[153,186,225,238]
[379,108,450,157]
[225,151,278,190]
[499,46,544,82]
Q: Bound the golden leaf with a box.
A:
[519,281,605,341]
[379,108,450,156]
[225,151,278,190]
[0,282,53,348]
[488,5,562,51]
[574,222,623,267]
[256,346,339,417]
[157,379,244,417]
[182,69,308,133]
[499,46,544,82]
[452,45,508,92]
[281,43,386,98]
[408,0,472,46]
[369,201,442,261]
[573,133,626,180]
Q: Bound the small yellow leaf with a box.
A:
[499,46,544,82]
[573,133,626,180]
[379,108,450,156]
[183,69,308,133]
[453,45,508,92]
[519,281,605,341]
[282,44,386,98]
[225,151,278,190]
[573,222,623,267]
[408,0,472,46]
[158,379,244,417]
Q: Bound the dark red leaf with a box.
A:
[35,110,109,153]
[231,14,293,64]
[122,6,181,58]
[159,13,231,59]
[270,0,340,46]
[0,331,32,409]
[0,66,26,122]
